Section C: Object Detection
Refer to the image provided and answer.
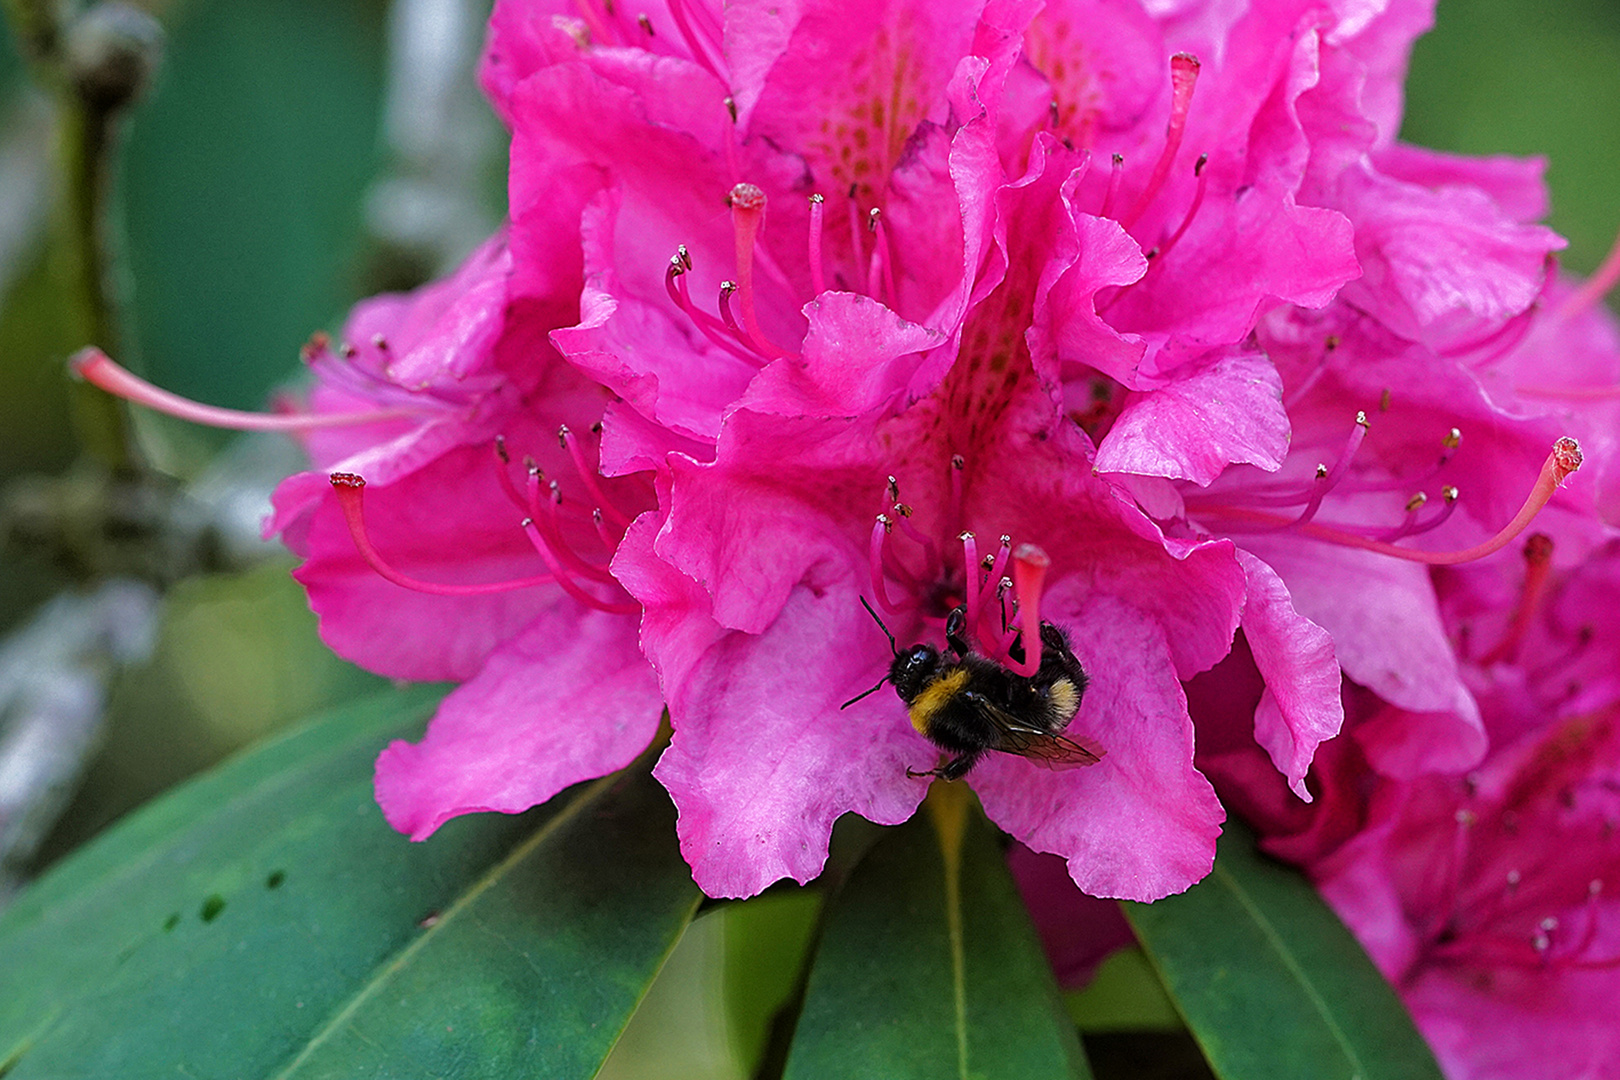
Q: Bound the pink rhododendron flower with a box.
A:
[1307,531,1620,1080]
[76,0,1602,910]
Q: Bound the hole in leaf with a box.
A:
[162,913,180,931]
[200,894,226,923]
[266,870,286,889]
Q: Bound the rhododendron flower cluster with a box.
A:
[76,0,1605,922]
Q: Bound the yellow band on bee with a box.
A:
[907,668,969,734]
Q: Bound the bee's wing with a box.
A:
[961,690,1105,770]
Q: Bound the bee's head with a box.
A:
[889,644,941,703]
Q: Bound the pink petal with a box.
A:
[375,605,663,840]
[1242,537,1487,778]
[653,581,932,898]
[1094,347,1290,485]
[741,292,948,417]
[973,592,1226,902]
[282,436,557,682]
[1235,550,1343,799]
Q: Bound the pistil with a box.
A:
[1120,53,1200,231]
[73,348,424,432]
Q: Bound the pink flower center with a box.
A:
[864,462,1050,673]
[664,179,910,366]
[1420,716,1620,974]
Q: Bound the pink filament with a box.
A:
[559,424,632,528]
[1006,544,1050,677]
[1154,153,1209,262]
[329,474,556,595]
[666,0,723,83]
[1559,222,1620,319]
[521,521,640,614]
[869,209,898,306]
[977,536,1012,620]
[808,194,828,295]
[1202,438,1582,566]
[665,256,762,364]
[868,518,907,614]
[1120,53,1200,230]
[1373,489,1459,541]
[73,348,421,432]
[960,532,983,643]
[1101,153,1125,220]
[847,187,866,289]
[524,469,617,585]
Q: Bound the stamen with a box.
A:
[1438,807,1476,941]
[869,516,907,614]
[72,348,422,432]
[328,474,556,595]
[1348,428,1462,494]
[977,535,1012,619]
[520,519,640,614]
[948,454,965,531]
[727,183,793,359]
[960,532,983,642]
[1101,153,1124,219]
[1006,544,1050,677]
[1559,222,1620,319]
[1099,152,1210,313]
[869,207,898,306]
[1478,533,1555,665]
[637,11,654,36]
[808,194,828,296]
[559,424,632,528]
[847,184,865,290]
[1200,438,1582,566]
[1120,53,1200,230]
[592,506,616,548]
[524,467,617,585]
[1153,154,1209,262]
[890,502,938,565]
[1195,411,1368,518]
[666,0,723,82]
[717,280,752,350]
[492,437,529,512]
[665,252,762,364]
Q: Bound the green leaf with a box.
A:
[0,686,699,1079]
[123,0,388,422]
[1064,948,1182,1033]
[783,786,1092,1080]
[1122,819,1443,1080]
[720,887,821,1072]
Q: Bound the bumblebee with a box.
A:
[845,598,1104,780]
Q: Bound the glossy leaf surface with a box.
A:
[1123,820,1443,1080]
[783,788,1092,1080]
[0,687,697,1079]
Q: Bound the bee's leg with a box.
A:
[907,750,978,781]
[944,605,971,659]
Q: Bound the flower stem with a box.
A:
[6,1,163,474]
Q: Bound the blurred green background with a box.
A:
[0,1,1615,1076]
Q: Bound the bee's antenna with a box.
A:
[840,678,889,709]
[858,595,898,656]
